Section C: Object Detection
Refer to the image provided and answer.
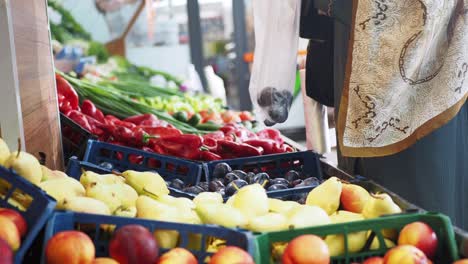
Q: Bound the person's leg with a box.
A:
[356,103,467,229]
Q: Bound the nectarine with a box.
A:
[383,245,429,264]
[0,216,20,251]
[109,225,159,264]
[0,238,13,264]
[0,208,27,237]
[363,257,384,264]
[45,231,95,264]
[209,246,254,264]
[92,258,119,264]
[398,222,437,258]
[282,234,330,264]
[157,248,197,264]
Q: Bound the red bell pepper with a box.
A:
[55,73,79,111]
[216,140,264,158]
[256,128,284,145]
[156,134,204,160]
[138,126,182,138]
[105,115,136,129]
[200,151,222,161]
[81,100,105,123]
[66,110,93,132]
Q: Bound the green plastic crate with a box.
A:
[253,212,458,264]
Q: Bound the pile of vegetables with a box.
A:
[57,73,293,161]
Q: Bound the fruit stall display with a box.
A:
[0,135,468,263]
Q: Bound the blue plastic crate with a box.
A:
[42,211,255,263]
[83,140,204,185]
[0,166,56,263]
[204,151,323,199]
[65,157,196,199]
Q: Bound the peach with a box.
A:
[157,248,197,264]
[0,238,13,264]
[209,246,254,264]
[282,235,330,264]
[0,208,27,237]
[340,184,371,213]
[453,260,468,264]
[0,216,20,251]
[45,231,95,264]
[383,245,429,264]
[398,222,438,258]
[109,225,159,264]
[363,257,384,264]
[92,258,119,264]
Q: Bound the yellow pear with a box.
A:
[193,192,223,207]
[287,205,330,229]
[62,196,111,215]
[156,195,195,210]
[369,234,396,250]
[232,184,268,218]
[306,177,342,215]
[86,183,122,213]
[247,213,288,232]
[0,138,10,166]
[325,210,367,256]
[5,151,42,185]
[41,166,67,182]
[80,171,124,187]
[122,170,169,198]
[114,206,137,218]
[362,193,402,219]
[268,198,299,214]
[226,194,236,206]
[136,195,180,222]
[196,203,248,228]
[154,230,179,248]
[39,177,85,208]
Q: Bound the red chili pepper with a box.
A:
[256,128,284,145]
[243,139,284,155]
[112,126,134,144]
[123,114,160,126]
[105,115,121,125]
[67,110,93,132]
[128,154,143,164]
[55,73,79,110]
[216,140,264,158]
[157,135,204,160]
[200,151,222,161]
[234,128,257,141]
[81,100,105,123]
[138,126,182,138]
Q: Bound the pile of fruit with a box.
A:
[45,225,254,264]
[168,162,319,197]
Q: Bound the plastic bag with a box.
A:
[249,0,301,126]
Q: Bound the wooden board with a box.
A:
[9,0,63,169]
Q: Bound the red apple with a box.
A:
[0,216,20,251]
[45,231,95,264]
[92,258,119,264]
[0,208,27,237]
[157,248,197,264]
[109,225,159,264]
[0,238,13,264]
[398,222,438,258]
[282,235,330,264]
[209,246,254,264]
[340,184,371,213]
[383,245,429,264]
[363,257,384,264]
